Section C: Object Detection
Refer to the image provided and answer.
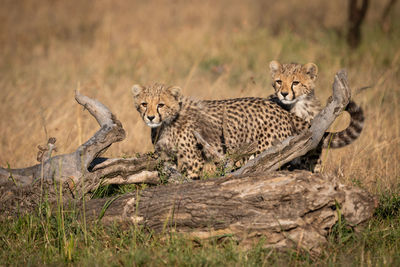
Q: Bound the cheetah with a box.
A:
[132,83,309,178]
[268,60,365,171]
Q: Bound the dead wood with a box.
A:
[0,70,376,253]
[83,170,376,255]
[0,91,159,196]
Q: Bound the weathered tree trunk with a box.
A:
[83,171,376,254]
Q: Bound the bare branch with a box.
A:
[77,156,160,193]
[74,91,126,171]
[101,171,159,185]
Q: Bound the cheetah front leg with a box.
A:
[176,139,206,180]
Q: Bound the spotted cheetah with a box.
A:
[132,83,309,178]
[268,60,364,171]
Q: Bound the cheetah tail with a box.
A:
[322,100,364,149]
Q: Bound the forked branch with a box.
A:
[0,91,127,189]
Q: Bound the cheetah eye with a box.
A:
[157,103,165,108]
[275,80,282,85]
[292,81,300,86]
[141,102,148,108]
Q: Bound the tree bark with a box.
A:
[83,171,376,254]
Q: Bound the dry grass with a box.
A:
[1,1,400,265]
[1,0,399,194]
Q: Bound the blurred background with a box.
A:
[0,0,399,193]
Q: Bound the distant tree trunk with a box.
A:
[347,0,369,49]
[381,0,398,33]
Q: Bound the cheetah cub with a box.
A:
[132,83,309,179]
[268,60,365,171]
[268,60,364,148]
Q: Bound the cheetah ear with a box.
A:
[269,60,282,76]
[131,84,144,97]
[303,63,318,81]
[167,86,182,99]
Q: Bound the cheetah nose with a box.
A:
[147,115,155,121]
[281,92,289,97]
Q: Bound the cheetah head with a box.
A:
[269,60,318,105]
[131,83,182,128]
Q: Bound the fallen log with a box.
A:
[83,170,376,255]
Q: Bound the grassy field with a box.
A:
[1,0,400,265]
